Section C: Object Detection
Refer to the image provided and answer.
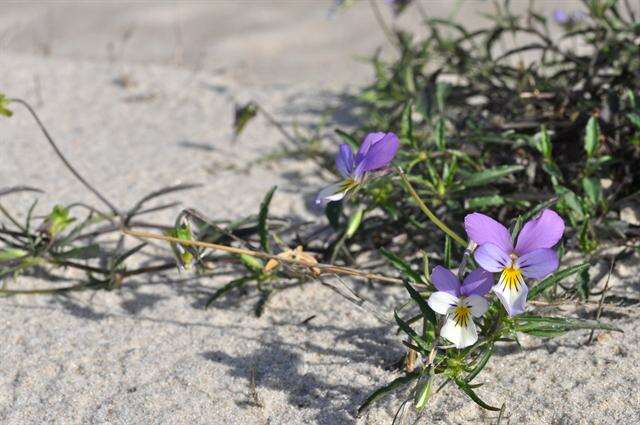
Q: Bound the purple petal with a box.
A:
[335,144,355,179]
[460,268,493,297]
[553,9,569,24]
[474,243,511,273]
[355,132,386,164]
[430,265,460,297]
[516,248,559,279]
[464,213,514,253]
[354,132,399,177]
[514,209,564,255]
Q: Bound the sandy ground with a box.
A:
[1,1,639,424]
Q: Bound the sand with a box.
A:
[1,1,639,424]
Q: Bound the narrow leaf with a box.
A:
[380,247,421,283]
[528,262,590,299]
[258,186,277,253]
[357,371,420,416]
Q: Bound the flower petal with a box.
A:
[355,132,386,163]
[427,291,458,315]
[492,273,528,317]
[515,209,565,255]
[464,213,513,253]
[354,132,399,176]
[460,268,493,297]
[315,182,346,207]
[465,295,489,318]
[516,248,559,279]
[430,265,460,296]
[441,314,478,349]
[474,243,511,273]
[335,144,355,179]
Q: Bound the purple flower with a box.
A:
[464,209,564,317]
[316,132,399,206]
[553,9,570,24]
[427,266,492,348]
[553,9,587,26]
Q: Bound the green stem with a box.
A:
[397,168,466,247]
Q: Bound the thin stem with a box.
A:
[255,104,298,145]
[368,0,399,49]
[9,98,120,215]
[587,257,615,344]
[121,227,404,285]
[396,168,466,247]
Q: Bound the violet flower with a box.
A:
[553,9,586,26]
[464,209,565,317]
[316,132,399,206]
[427,266,493,349]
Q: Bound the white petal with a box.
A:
[427,291,458,315]
[465,295,489,318]
[492,271,528,317]
[441,315,478,349]
[315,183,346,206]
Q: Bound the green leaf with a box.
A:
[434,118,446,150]
[435,82,450,113]
[443,235,452,268]
[205,277,252,308]
[380,247,422,283]
[258,186,277,253]
[454,378,501,411]
[346,207,364,238]
[627,113,640,129]
[534,125,552,159]
[464,342,494,383]
[335,129,359,150]
[462,165,524,188]
[528,262,590,299]
[165,225,195,269]
[325,201,342,231]
[254,288,273,317]
[513,315,621,337]
[233,102,258,139]
[582,177,602,206]
[394,310,431,352]
[0,94,13,117]
[240,254,264,273]
[414,369,435,411]
[113,242,147,268]
[0,248,28,262]
[45,205,75,236]
[57,244,101,260]
[584,116,600,157]
[357,371,420,416]
[466,195,504,209]
[402,279,437,326]
[400,102,413,144]
[542,161,564,182]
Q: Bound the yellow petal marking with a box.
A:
[452,304,471,327]
[499,264,525,293]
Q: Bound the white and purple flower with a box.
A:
[316,132,399,206]
[427,266,493,349]
[464,209,565,317]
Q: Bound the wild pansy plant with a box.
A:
[427,266,492,349]
[316,132,399,206]
[465,210,564,316]
[360,207,619,417]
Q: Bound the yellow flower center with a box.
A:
[500,262,525,292]
[452,304,471,327]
